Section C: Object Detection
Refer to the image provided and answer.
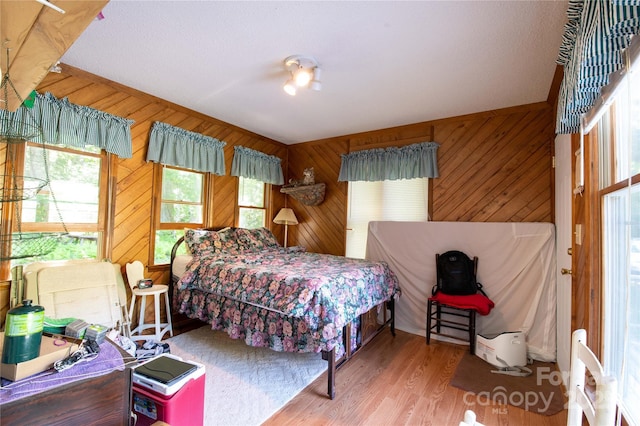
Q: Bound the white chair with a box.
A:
[125,261,173,342]
[459,410,484,426]
[567,329,617,426]
[23,259,125,330]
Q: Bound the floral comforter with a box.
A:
[177,247,400,355]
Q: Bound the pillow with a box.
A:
[251,227,280,248]
[215,227,245,255]
[183,228,241,256]
[184,228,221,256]
[183,228,194,255]
[236,227,280,252]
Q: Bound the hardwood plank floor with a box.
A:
[264,330,567,426]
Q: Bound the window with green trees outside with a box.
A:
[238,177,265,229]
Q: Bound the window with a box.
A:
[237,177,266,229]
[151,170,270,264]
[346,178,429,259]
[8,142,104,267]
[598,60,640,425]
[153,166,205,264]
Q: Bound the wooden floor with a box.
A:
[264,330,567,426]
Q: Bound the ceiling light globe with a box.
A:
[283,80,297,96]
[294,68,312,87]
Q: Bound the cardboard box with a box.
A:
[0,333,79,381]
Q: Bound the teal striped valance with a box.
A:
[231,146,284,185]
[556,0,640,134]
[1,92,134,157]
[338,141,440,182]
[146,121,226,175]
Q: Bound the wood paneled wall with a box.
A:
[34,65,287,286]
[0,65,555,325]
[287,139,348,256]
[288,103,555,255]
[433,104,554,221]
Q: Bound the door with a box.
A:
[555,133,573,380]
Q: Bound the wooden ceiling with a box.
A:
[0,0,108,111]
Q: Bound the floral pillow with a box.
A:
[184,227,242,256]
[235,227,280,252]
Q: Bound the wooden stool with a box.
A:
[126,261,173,341]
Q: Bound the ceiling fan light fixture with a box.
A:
[283,55,321,95]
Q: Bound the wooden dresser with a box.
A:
[1,340,132,426]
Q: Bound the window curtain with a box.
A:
[556,0,640,134]
[338,141,439,182]
[146,121,226,175]
[3,91,134,158]
[231,146,284,185]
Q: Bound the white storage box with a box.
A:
[476,331,527,368]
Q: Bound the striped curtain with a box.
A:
[556,0,640,134]
[2,92,134,157]
[146,121,226,175]
[231,146,284,185]
[338,141,439,182]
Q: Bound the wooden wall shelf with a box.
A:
[280,183,326,206]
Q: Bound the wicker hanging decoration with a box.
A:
[0,49,42,144]
[0,48,68,260]
[0,142,69,260]
[0,174,47,203]
[0,145,68,260]
[0,232,65,261]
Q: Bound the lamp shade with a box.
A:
[273,208,298,225]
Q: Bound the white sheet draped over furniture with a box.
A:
[366,221,556,362]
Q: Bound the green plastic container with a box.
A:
[2,299,45,364]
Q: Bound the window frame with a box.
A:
[236,176,268,229]
[589,63,640,425]
[0,141,110,279]
[150,164,209,266]
[18,142,107,233]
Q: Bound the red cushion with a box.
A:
[429,292,495,316]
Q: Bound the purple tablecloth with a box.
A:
[0,340,126,404]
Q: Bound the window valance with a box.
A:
[555,0,640,134]
[338,141,440,182]
[4,92,134,158]
[231,146,284,185]
[146,121,226,175]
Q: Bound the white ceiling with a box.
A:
[61,0,569,145]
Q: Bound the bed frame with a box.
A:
[169,231,395,399]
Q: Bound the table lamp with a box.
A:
[273,208,298,248]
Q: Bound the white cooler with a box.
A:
[475,331,527,368]
[131,354,205,426]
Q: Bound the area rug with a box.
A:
[165,326,327,425]
[450,353,567,416]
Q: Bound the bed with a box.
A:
[169,227,400,399]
